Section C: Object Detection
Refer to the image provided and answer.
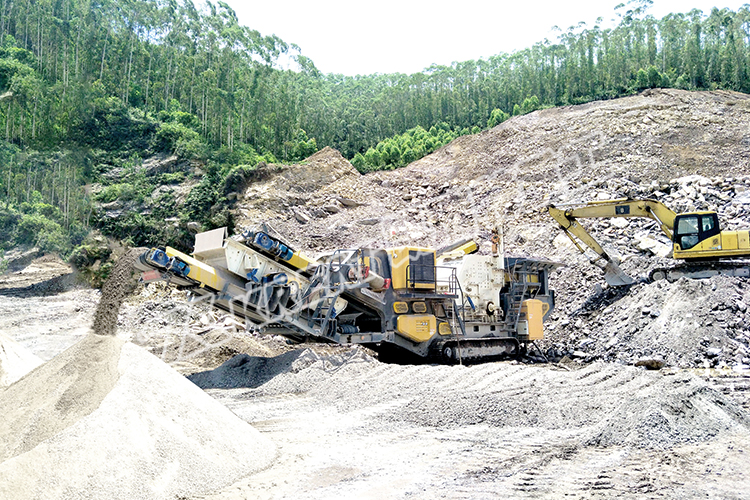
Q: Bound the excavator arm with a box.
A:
[548,199,678,286]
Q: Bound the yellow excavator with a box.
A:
[548,198,750,285]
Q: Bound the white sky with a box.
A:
[227,1,750,76]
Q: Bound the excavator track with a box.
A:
[649,260,750,283]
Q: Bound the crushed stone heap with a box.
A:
[0,333,276,500]
[0,332,43,388]
[205,349,750,451]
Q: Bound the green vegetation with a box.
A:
[351,123,480,172]
[1,0,750,267]
[1,0,749,163]
[0,249,7,274]
[67,233,112,287]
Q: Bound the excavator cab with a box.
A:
[673,212,720,251]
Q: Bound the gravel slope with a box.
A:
[193,349,750,499]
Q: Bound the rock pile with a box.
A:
[539,173,750,369]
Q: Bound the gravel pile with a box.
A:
[189,347,376,389]
[92,248,145,336]
[195,350,750,450]
[0,246,278,499]
[0,332,43,388]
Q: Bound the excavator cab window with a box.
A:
[674,214,720,250]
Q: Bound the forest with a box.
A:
[1,0,749,270]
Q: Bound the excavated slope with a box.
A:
[231,88,750,369]
[234,89,750,252]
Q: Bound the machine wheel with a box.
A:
[442,344,456,364]
[650,269,667,282]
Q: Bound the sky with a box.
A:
[227,1,750,76]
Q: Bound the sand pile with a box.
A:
[0,334,277,499]
[0,332,43,388]
[0,248,277,499]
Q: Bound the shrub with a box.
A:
[72,96,157,152]
[153,122,205,159]
[16,213,68,254]
[159,172,186,184]
[94,184,123,203]
[519,95,541,115]
[488,108,510,128]
[223,164,257,195]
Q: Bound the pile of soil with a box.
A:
[0,254,77,298]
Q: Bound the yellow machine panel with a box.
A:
[165,246,223,290]
[388,247,436,290]
[393,302,409,314]
[518,299,544,341]
[438,322,452,336]
[674,230,750,259]
[396,314,437,343]
[287,252,317,271]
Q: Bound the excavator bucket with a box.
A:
[603,261,635,286]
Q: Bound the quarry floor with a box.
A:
[2,259,750,500]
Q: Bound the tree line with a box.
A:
[1,1,749,161]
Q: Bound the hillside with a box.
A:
[231,88,750,369]
[234,89,750,249]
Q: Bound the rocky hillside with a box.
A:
[234,89,750,249]
[230,88,750,370]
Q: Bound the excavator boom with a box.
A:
[548,197,750,285]
[548,199,678,286]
